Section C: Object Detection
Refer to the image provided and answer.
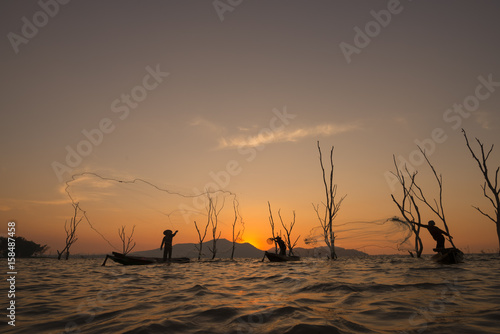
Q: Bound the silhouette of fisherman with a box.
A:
[160,229,178,261]
[273,236,287,256]
[415,220,452,250]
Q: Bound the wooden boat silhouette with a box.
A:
[264,251,300,262]
[102,252,190,266]
[431,248,464,264]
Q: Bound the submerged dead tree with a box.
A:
[118,225,136,255]
[267,201,279,253]
[268,202,299,256]
[57,203,82,260]
[230,200,242,260]
[313,141,346,260]
[194,217,210,260]
[390,156,424,257]
[412,147,456,249]
[278,210,300,256]
[194,194,213,260]
[463,129,500,254]
[207,194,223,260]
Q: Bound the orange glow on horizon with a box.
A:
[240,235,267,251]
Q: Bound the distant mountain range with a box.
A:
[131,238,368,259]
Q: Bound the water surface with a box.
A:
[2,254,499,333]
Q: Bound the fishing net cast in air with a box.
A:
[304,217,415,253]
[64,172,242,251]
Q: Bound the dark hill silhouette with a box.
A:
[131,239,368,259]
[131,239,262,259]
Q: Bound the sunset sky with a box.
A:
[1,1,500,255]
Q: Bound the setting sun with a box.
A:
[239,236,267,251]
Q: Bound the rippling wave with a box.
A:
[2,254,500,333]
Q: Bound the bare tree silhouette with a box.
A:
[57,203,82,260]
[194,217,210,260]
[313,141,346,260]
[207,194,223,260]
[267,201,279,253]
[412,147,456,249]
[230,200,242,260]
[278,209,299,256]
[390,156,424,257]
[193,194,213,261]
[463,129,500,254]
[118,225,136,255]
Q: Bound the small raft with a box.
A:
[102,252,190,266]
[264,251,301,262]
[431,248,464,264]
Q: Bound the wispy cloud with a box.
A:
[236,126,253,132]
[0,197,70,210]
[27,199,71,205]
[218,122,360,149]
[189,116,225,133]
